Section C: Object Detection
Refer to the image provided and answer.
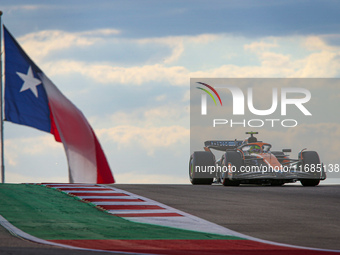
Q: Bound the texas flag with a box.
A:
[3,26,115,184]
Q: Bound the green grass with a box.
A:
[0,184,244,240]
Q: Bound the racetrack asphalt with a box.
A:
[0,184,339,254]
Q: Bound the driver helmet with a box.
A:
[249,145,261,154]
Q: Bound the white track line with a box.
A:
[83,196,142,200]
[78,196,132,199]
[45,185,99,187]
[61,190,120,194]
[49,186,101,188]
[93,201,161,206]
[107,209,176,214]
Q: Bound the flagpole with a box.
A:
[0,10,5,183]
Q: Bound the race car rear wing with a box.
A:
[204,140,243,151]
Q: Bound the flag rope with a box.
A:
[0,10,5,183]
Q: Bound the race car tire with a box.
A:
[300,179,320,186]
[222,151,242,186]
[300,151,321,187]
[189,151,214,185]
[270,180,285,186]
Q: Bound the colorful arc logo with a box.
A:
[196,82,222,115]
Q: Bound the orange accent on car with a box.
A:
[247,142,270,148]
[282,156,289,164]
[237,148,245,160]
[227,163,233,176]
[257,153,282,170]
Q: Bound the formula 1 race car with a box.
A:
[189,132,326,186]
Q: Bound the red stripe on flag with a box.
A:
[92,129,115,184]
[112,213,183,217]
[100,205,164,210]
[49,104,61,142]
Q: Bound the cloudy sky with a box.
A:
[1,0,340,184]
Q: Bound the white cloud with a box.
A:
[244,40,278,52]
[304,35,338,52]
[5,135,63,166]
[155,94,167,101]
[16,29,340,86]
[19,30,215,66]
[19,29,120,62]
[91,104,189,128]
[45,61,189,85]
[137,34,220,64]
[98,125,189,155]
[260,52,291,67]
[42,41,340,86]
[182,90,190,102]
[293,51,340,78]
[80,29,121,37]
[6,5,45,12]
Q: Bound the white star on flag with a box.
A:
[16,66,42,98]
